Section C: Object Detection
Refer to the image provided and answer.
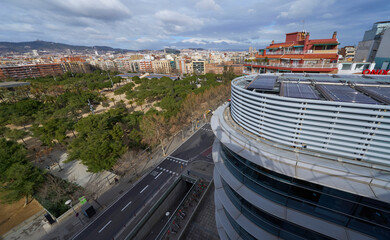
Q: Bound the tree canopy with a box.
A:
[0,138,43,204]
[67,107,142,172]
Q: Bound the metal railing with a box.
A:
[230,75,390,166]
[265,49,338,55]
[244,62,338,68]
[125,176,184,240]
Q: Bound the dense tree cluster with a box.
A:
[0,69,236,206]
[0,139,43,205]
[26,70,122,90]
[68,106,143,172]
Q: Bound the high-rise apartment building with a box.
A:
[152,60,172,74]
[339,46,356,61]
[193,60,205,75]
[211,73,390,240]
[374,27,390,70]
[0,64,63,80]
[139,60,153,73]
[355,21,390,63]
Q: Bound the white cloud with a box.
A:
[84,27,101,34]
[44,0,131,21]
[0,23,36,32]
[213,39,240,44]
[278,0,336,19]
[0,0,389,50]
[196,0,221,11]
[155,10,204,33]
[182,38,241,45]
[322,13,333,18]
[258,28,283,35]
[135,37,157,43]
[116,37,130,42]
[182,38,208,45]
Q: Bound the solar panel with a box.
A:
[333,75,361,79]
[246,75,277,90]
[312,78,341,83]
[316,84,378,104]
[370,75,389,79]
[355,86,390,104]
[283,73,306,77]
[305,74,329,78]
[280,78,311,83]
[281,83,320,99]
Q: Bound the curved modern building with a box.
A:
[211,73,390,240]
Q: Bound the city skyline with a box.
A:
[1,0,390,50]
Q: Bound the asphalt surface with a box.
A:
[72,124,215,240]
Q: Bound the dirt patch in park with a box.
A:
[0,192,43,236]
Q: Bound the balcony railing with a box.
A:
[265,49,338,55]
[244,62,338,69]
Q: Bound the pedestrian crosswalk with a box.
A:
[167,156,188,165]
[201,128,213,132]
[156,166,179,176]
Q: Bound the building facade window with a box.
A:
[221,178,332,240]
[223,208,257,240]
[220,143,390,239]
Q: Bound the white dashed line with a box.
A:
[157,167,179,176]
[155,172,162,179]
[98,220,112,233]
[201,128,213,132]
[168,156,189,163]
[121,201,132,212]
[140,185,149,193]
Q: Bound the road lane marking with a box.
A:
[167,156,189,163]
[98,220,112,233]
[155,172,162,179]
[72,123,211,240]
[121,201,132,212]
[140,185,149,193]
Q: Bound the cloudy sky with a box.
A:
[1,0,390,50]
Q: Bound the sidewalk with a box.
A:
[2,123,207,240]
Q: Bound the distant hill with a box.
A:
[0,40,134,54]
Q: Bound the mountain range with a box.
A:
[0,40,134,54]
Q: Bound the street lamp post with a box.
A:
[65,200,84,225]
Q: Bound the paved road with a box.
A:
[72,124,214,240]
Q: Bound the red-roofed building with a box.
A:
[244,32,339,74]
